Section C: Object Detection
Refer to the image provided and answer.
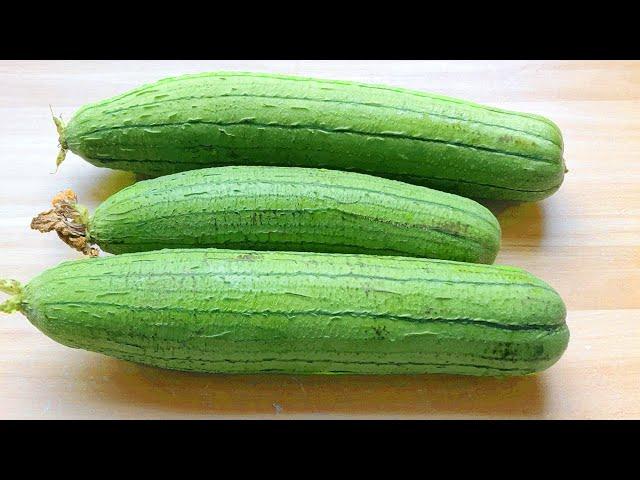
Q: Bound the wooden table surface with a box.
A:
[1,60,638,419]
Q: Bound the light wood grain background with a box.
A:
[1,60,638,419]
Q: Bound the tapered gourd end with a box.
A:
[30,189,99,256]
[0,279,23,314]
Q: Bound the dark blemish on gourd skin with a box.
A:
[371,325,390,340]
[488,342,545,361]
[236,253,257,261]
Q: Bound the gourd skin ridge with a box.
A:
[21,249,569,376]
[62,72,565,201]
[88,166,501,263]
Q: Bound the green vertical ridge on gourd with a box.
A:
[4,248,569,376]
[58,71,565,201]
[34,166,501,263]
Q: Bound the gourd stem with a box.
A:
[50,105,67,172]
[30,189,99,256]
[0,279,23,314]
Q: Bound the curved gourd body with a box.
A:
[88,166,501,263]
[61,72,565,201]
[14,249,569,376]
